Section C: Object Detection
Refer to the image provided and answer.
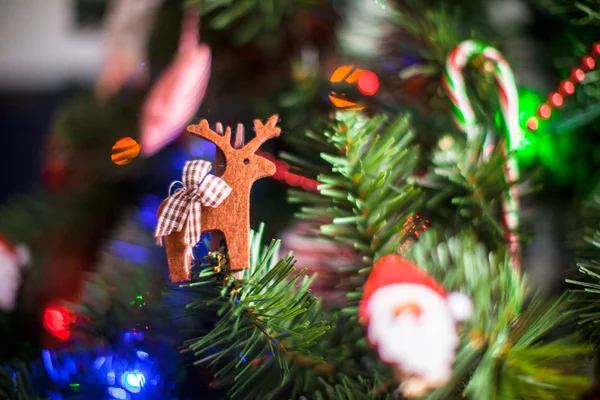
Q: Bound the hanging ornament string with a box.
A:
[526,41,600,131]
[443,40,522,273]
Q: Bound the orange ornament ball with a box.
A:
[328,65,366,110]
[111,137,141,165]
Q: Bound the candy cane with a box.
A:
[443,40,522,273]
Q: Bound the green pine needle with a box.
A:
[290,111,422,300]
[568,186,600,340]
[0,362,38,400]
[177,224,330,399]
[188,0,303,45]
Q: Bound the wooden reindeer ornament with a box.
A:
[155,115,281,281]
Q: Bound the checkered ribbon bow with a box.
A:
[155,160,231,247]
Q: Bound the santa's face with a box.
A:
[366,284,460,385]
[0,246,22,311]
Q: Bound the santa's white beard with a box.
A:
[367,284,460,383]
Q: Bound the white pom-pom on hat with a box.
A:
[446,292,473,322]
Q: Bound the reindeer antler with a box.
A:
[244,115,281,154]
[188,120,232,152]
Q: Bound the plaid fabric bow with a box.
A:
[155,160,231,247]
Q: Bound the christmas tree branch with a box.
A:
[420,135,519,245]
[174,224,333,399]
[0,362,38,400]
[288,111,422,305]
[568,185,600,340]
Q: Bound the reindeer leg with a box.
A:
[158,200,192,282]
[163,229,191,282]
[222,227,250,271]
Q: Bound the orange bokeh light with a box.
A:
[111,137,141,166]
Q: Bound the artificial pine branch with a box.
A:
[568,185,600,341]
[282,110,590,398]
[288,111,423,304]
[187,0,309,45]
[174,224,332,399]
[420,134,518,245]
[0,362,39,400]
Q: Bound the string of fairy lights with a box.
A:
[526,42,600,131]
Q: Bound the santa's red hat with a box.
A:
[359,254,471,324]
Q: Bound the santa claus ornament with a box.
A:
[0,234,30,312]
[359,254,472,398]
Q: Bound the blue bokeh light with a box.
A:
[189,140,216,159]
[123,370,146,393]
[110,241,149,264]
[137,195,162,230]
[108,387,128,399]
[39,326,177,397]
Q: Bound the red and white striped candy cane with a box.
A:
[443,40,522,273]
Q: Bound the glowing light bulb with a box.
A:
[559,80,575,96]
[107,371,116,385]
[43,307,71,341]
[123,371,145,393]
[526,116,539,131]
[548,92,563,107]
[108,387,127,399]
[570,68,585,83]
[582,56,596,71]
[537,104,552,120]
[357,70,380,96]
[592,42,600,58]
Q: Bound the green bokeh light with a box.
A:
[496,88,579,186]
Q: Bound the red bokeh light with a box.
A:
[548,92,563,108]
[526,116,539,131]
[537,104,552,120]
[559,80,575,96]
[592,42,600,58]
[570,68,585,83]
[357,70,380,96]
[582,56,596,71]
[43,306,72,341]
